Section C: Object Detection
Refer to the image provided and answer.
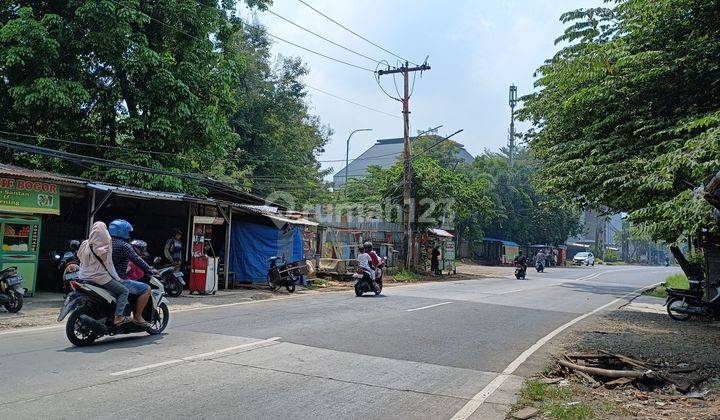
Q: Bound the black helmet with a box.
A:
[130,239,149,257]
[68,240,80,251]
[363,241,373,252]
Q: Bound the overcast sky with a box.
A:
[243,0,603,178]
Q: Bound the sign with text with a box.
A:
[0,178,60,215]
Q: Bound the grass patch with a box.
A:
[546,401,593,420]
[393,269,419,282]
[513,379,595,420]
[645,273,690,298]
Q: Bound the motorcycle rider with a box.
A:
[77,221,131,326]
[108,220,156,328]
[514,251,528,275]
[364,241,384,281]
[357,243,379,293]
[536,249,547,270]
[126,239,150,281]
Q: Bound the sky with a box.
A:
[242,0,603,179]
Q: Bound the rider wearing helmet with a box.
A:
[357,242,379,293]
[68,239,81,252]
[126,239,149,281]
[108,220,154,328]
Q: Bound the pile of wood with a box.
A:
[557,350,705,393]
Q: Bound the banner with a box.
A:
[0,177,60,215]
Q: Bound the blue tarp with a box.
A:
[228,221,304,283]
[482,237,520,247]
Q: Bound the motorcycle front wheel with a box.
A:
[3,290,23,313]
[165,280,183,298]
[147,302,170,335]
[286,284,296,293]
[354,283,363,297]
[667,298,692,321]
[66,308,98,346]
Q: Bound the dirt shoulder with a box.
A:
[510,295,720,419]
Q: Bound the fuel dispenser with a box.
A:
[188,216,224,294]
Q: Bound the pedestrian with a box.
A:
[431,245,441,275]
[164,228,183,268]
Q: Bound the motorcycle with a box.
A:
[152,257,185,298]
[50,245,80,296]
[353,268,382,296]
[536,260,545,273]
[57,276,170,346]
[267,256,307,293]
[666,286,720,321]
[514,264,526,280]
[0,266,25,313]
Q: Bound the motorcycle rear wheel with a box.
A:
[354,284,363,297]
[66,308,98,346]
[286,284,296,293]
[165,280,183,298]
[3,290,23,313]
[667,298,692,321]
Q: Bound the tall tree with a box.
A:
[520,0,720,241]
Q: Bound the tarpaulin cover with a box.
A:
[229,221,304,282]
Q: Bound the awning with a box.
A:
[232,204,318,227]
[428,228,454,238]
[87,183,219,205]
[482,237,519,247]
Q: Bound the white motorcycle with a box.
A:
[58,276,170,346]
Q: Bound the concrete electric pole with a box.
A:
[377,61,431,269]
[508,84,518,168]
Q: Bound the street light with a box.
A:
[345,128,373,187]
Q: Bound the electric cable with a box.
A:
[296,0,418,66]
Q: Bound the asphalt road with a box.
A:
[0,265,675,419]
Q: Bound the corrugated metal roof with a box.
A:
[0,164,87,184]
[483,237,519,247]
[233,204,318,226]
[87,183,217,204]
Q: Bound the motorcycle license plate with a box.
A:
[6,275,22,286]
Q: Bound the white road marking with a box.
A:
[495,288,525,295]
[449,282,660,420]
[110,336,281,376]
[405,302,453,312]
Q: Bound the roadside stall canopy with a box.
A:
[428,228,454,238]
[228,205,317,283]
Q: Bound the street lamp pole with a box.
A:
[345,128,373,187]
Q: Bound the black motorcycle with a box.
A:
[50,242,80,296]
[353,268,382,296]
[514,264,526,280]
[152,257,185,298]
[267,256,306,293]
[0,266,24,313]
[535,260,545,273]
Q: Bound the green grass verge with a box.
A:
[645,273,690,298]
[393,269,419,282]
[512,379,593,420]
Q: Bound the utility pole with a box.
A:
[344,128,372,190]
[508,84,518,168]
[377,61,431,269]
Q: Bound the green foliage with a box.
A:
[603,248,620,262]
[520,0,720,242]
[645,272,689,297]
[393,269,419,282]
[0,0,328,203]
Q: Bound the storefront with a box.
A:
[418,228,456,274]
[0,176,61,295]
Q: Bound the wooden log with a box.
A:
[598,350,652,370]
[558,358,646,379]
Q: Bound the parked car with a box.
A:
[573,252,595,266]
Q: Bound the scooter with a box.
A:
[51,243,80,296]
[666,286,720,321]
[0,266,25,313]
[267,256,304,293]
[536,260,545,273]
[353,269,382,296]
[57,276,170,346]
[152,257,185,298]
[514,264,526,280]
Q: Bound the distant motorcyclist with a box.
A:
[536,250,547,268]
[357,243,379,293]
[514,251,528,271]
[108,220,155,328]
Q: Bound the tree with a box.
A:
[520,0,720,242]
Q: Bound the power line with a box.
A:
[296,0,418,66]
[107,0,375,73]
[265,9,386,66]
[305,84,400,119]
[0,130,177,157]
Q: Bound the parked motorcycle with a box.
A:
[535,260,545,273]
[58,276,170,346]
[267,256,306,293]
[50,240,80,296]
[514,264,526,280]
[666,287,720,321]
[152,257,185,298]
[0,266,24,313]
[353,268,382,296]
